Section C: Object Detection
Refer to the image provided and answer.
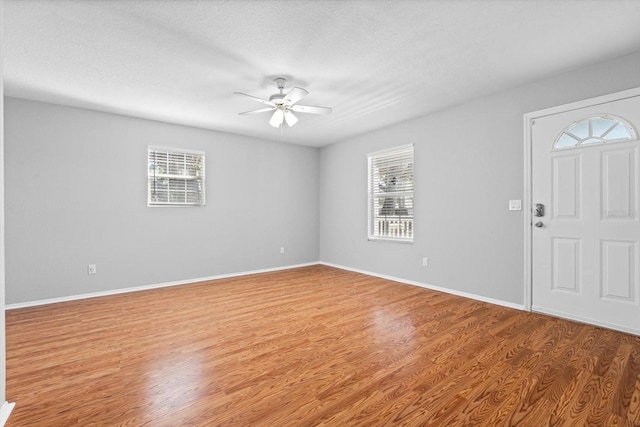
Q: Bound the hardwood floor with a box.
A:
[6,265,640,426]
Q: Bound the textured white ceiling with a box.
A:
[4,0,640,147]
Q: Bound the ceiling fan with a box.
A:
[234,78,332,128]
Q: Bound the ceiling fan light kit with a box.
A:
[235,78,332,128]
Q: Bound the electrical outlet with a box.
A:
[422,257,429,267]
[280,247,285,254]
[87,264,96,275]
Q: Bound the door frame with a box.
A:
[523,86,640,312]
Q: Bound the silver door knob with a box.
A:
[534,221,543,228]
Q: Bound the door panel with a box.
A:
[601,148,636,220]
[552,155,581,219]
[601,240,636,301]
[532,95,640,335]
[552,237,581,293]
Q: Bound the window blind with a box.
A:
[148,147,205,206]
[368,144,414,241]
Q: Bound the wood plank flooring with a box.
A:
[6,265,640,426]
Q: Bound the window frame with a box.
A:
[553,114,637,150]
[367,144,414,243]
[147,146,206,207]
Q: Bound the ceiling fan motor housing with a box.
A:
[269,93,286,105]
[270,77,288,104]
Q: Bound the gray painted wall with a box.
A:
[319,51,640,306]
[4,98,319,304]
[0,0,7,405]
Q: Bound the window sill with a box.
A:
[368,236,414,244]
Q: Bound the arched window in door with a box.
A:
[554,115,636,149]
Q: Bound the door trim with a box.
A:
[523,86,640,313]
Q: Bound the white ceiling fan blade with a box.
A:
[233,92,276,107]
[283,110,298,127]
[269,109,284,127]
[238,107,275,115]
[291,104,332,115]
[283,87,308,106]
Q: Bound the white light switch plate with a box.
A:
[509,200,522,211]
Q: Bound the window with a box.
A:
[148,146,205,206]
[368,144,414,242]
[554,115,636,149]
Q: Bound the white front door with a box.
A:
[531,94,640,336]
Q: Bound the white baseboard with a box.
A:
[6,261,525,313]
[532,305,640,336]
[6,262,320,310]
[0,401,15,426]
[320,262,525,311]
